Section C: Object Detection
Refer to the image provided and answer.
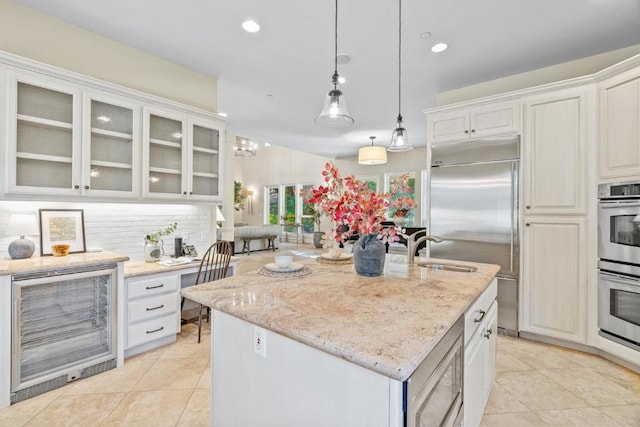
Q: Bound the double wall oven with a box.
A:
[598,181,640,350]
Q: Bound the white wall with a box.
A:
[0,201,213,262]
[437,44,640,106]
[0,0,217,112]
[234,144,428,228]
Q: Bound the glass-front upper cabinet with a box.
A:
[187,117,223,201]
[82,93,140,197]
[143,108,187,199]
[7,72,82,195]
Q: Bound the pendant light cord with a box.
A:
[333,0,338,87]
[397,0,402,121]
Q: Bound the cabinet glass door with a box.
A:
[189,120,220,199]
[147,113,185,196]
[85,97,138,195]
[14,80,79,192]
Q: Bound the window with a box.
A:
[283,185,297,232]
[266,186,279,225]
[355,174,378,193]
[300,184,316,234]
[385,171,416,224]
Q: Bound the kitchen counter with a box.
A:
[0,251,129,276]
[182,257,499,381]
[124,256,242,278]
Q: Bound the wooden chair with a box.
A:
[181,240,232,343]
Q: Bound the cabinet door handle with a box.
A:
[484,328,493,339]
[146,304,165,311]
[74,185,80,189]
[525,223,530,227]
[145,284,164,290]
[471,129,476,133]
[146,326,164,334]
[183,191,187,195]
[189,191,193,195]
[84,185,90,190]
[525,205,531,209]
[473,310,486,323]
[464,130,469,134]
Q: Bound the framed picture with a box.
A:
[39,209,86,256]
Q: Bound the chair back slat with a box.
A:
[195,241,232,285]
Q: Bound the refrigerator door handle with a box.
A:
[510,161,519,275]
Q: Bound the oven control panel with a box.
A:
[599,181,640,199]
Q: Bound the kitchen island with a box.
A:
[182,257,499,427]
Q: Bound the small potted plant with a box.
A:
[144,222,178,262]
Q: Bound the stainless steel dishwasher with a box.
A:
[11,264,117,404]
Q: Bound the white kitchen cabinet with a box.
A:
[426,101,520,144]
[521,217,587,343]
[6,72,142,198]
[82,92,140,197]
[599,67,640,180]
[523,87,589,215]
[464,279,497,427]
[143,108,224,202]
[125,272,181,356]
[6,71,82,196]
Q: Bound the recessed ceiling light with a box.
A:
[218,112,228,117]
[338,76,346,84]
[431,43,448,53]
[242,19,260,33]
[420,32,432,39]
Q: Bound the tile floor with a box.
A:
[1,243,639,426]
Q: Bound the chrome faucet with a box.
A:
[406,230,443,263]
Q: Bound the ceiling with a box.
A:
[16,0,640,158]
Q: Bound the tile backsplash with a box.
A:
[0,201,213,262]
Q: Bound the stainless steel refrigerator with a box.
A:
[429,136,520,336]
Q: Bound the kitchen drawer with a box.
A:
[127,313,178,348]
[464,278,497,343]
[128,292,178,323]
[128,274,179,299]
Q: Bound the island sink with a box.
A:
[417,261,478,273]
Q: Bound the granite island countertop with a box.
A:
[181,257,499,381]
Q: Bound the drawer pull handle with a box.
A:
[146,284,164,290]
[484,328,493,339]
[146,326,164,334]
[146,304,165,311]
[473,310,486,323]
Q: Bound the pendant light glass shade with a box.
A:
[315,74,354,127]
[388,0,414,152]
[315,0,354,127]
[388,116,412,152]
[358,136,387,165]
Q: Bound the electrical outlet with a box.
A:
[253,325,267,358]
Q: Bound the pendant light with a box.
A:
[388,0,414,152]
[315,0,354,127]
[358,136,387,165]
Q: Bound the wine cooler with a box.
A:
[11,264,117,403]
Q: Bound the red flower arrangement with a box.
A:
[306,162,416,246]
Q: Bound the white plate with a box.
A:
[264,262,304,273]
[319,253,353,260]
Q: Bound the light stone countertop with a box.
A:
[181,257,500,381]
[124,256,242,278]
[0,251,129,276]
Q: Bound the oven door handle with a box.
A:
[600,271,640,288]
[600,201,640,208]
